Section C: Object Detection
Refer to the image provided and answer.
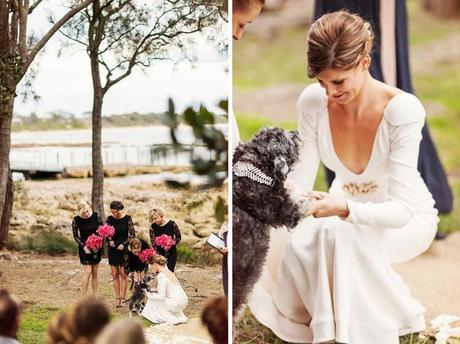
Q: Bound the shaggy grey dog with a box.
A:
[233,127,309,318]
[125,274,153,317]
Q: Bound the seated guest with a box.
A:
[0,289,21,344]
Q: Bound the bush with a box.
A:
[177,244,221,266]
[8,231,77,255]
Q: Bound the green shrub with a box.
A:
[177,244,220,266]
[8,231,77,255]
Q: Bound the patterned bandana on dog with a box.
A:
[233,161,275,187]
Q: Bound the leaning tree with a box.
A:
[0,0,95,249]
[57,0,226,219]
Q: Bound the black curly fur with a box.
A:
[232,127,303,318]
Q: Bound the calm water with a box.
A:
[11,125,227,169]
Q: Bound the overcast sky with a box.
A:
[14,2,229,117]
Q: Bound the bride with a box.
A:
[141,255,188,325]
[248,10,438,344]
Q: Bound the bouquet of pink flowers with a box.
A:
[154,234,176,252]
[85,234,103,252]
[138,248,157,263]
[96,224,115,239]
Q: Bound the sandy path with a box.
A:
[394,232,460,331]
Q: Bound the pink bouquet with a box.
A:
[154,234,176,252]
[138,248,157,263]
[96,224,115,239]
[85,234,103,252]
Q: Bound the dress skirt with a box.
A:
[78,246,102,265]
[141,296,188,325]
[248,214,437,344]
[108,247,125,266]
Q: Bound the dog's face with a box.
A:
[234,127,302,183]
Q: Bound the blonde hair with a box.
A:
[95,318,146,344]
[307,10,374,78]
[149,208,165,223]
[129,238,142,252]
[148,254,167,266]
[77,200,91,214]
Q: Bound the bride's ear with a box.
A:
[274,156,289,181]
[361,54,371,70]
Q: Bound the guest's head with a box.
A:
[201,296,228,344]
[95,318,146,344]
[110,201,124,218]
[148,208,165,225]
[128,238,142,256]
[78,200,92,218]
[0,289,21,339]
[148,254,167,273]
[233,0,264,40]
[47,296,110,344]
[46,313,73,344]
[307,10,374,104]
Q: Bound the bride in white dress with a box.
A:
[248,11,438,344]
[141,255,188,325]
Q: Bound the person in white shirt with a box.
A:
[248,10,438,344]
[0,290,21,344]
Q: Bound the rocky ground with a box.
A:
[9,176,227,261]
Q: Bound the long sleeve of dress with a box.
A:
[149,226,156,248]
[147,274,167,301]
[289,85,322,194]
[122,216,136,246]
[172,221,181,245]
[344,94,428,229]
[124,251,131,274]
[72,218,85,248]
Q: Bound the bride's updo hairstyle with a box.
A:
[307,10,374,78]
[234,0,264,13]
[149,255,167,266]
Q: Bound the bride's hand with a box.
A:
[303,191,349,218]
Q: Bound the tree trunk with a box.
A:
[0,98,14,249]
[91,89,105,220]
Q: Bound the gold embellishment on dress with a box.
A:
[342,182,378,196]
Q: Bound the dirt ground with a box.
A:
[0,252,223,320]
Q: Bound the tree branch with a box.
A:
[28,0,43,14]
[18,0,29,59]
[25,0,94,70]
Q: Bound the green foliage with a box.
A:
[164,98,228,188]
[234,27,309,90]
[18,306,64,344]
[407,0,460,46]
[8,231,78,255]
[177,244,220,266]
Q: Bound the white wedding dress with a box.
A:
[248,83,438,344]
[141,272,188,325]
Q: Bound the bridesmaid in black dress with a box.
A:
[148,208,181,272]
[72,201,103,295]
[106,200,135,307]
[314,0,454,233]
[124,237,149,282]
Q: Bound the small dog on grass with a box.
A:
[125,274,153,317]
[232,127,311,318]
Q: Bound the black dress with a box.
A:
[124,239,150,274]
[106,215,135,267]
[315,0,453,214]
[72,212,103,265]
[149,220,181,272]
